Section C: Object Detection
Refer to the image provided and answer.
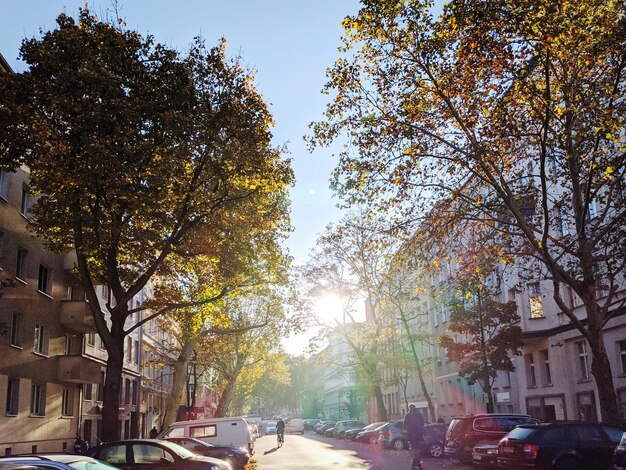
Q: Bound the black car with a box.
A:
[378,420,448,458]
[356,422,388,444]
[498,421,624,470]
[164,437,248,469]
[87,439,232,470]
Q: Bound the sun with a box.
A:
[314,292,345,325]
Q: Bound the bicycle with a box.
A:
[277,431,284,447]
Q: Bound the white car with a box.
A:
[286,418,305,434]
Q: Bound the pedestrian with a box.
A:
[404,404,424,469]
[437,417,445,423]
[149,426,159,438]
[73,434,88,454]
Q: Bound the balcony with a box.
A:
[56,355,102,384]
[59,300,96,333]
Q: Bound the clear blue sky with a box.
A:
[0,0,359,266]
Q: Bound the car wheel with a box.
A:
[554,457,583,470]
[369,436,379,445]
[391,438,406,450]
[429,442,444,458]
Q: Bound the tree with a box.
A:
[439,284,524,413]
[0,10,292,440]
[197,292,289,417]
[303,212,400,421]
[310,0,626,423]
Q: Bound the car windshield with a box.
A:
[504,427,536,440]
[66,460,121,470]
[158,441,199,459]
[364,422,385,431]
[447,419,464,436]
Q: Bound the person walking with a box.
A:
[149,426,159,438]
[404,404,424,469]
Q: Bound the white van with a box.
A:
[286,418,304,434]
[162,417,254,455]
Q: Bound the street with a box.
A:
[251,433,473,470]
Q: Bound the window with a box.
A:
[97,372,105,402]
[0,170,9,201]
[84,383,93,401]
[541,349,552,385]
[38,264,51,295]
[61,387,73,416]
[619,341,626,374]
[10,313,23,348]
[16,248,27,281]
[525,353,537,387]
[126,337,132,362]
[132,444,174,464]
[190,425,217,438]
[6,378,19,416]
[30,383,46,416]
[528,282,543,318]
[99,445,127,465]
[134,340,140,364]
[33,324,48,355]
[20,184,33,218]
[124,379,131,405]
[87,334,95,347]
[576,340,590,380]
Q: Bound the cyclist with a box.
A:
[276,417,285,447]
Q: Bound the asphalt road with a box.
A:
[251,433,474,470]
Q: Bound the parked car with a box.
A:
[316,421,337,435]
[614,431,626,470]
[333,420,367,439]
[444,413,540,462]
[164,437,249,469]
[286,418,305,434]
[303,419,321,431]
[472,442,500,467]
[378,420,448,458]
[498,421,623,470]
[0,454,118,470]
[263,420,278,434]
[314,421,333,434]
[87,439,232,470]
[356,422,388,444]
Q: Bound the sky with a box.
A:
[0,1,361,354]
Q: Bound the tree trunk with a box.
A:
[588,329,619,425]
[215,380,235,417]
[162,339,198,430]
[373,383,388,421]
[102,339,124,442]
[399,314,435,421]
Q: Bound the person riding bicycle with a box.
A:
[276,417,285,445]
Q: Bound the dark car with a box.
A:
[498,421,623,470]
[356,422,388,444]
[333,420,367,439]
[378,420,448,458]
[346,423,385,441]
[615,431,626,470]
[315,421,335,434]
[0,454,119,470]
[445,413,540,463]
[164,437,248,470]
[303,419,321,431]
[319,422,337,436]
[472,442,500,467]
[87,439,232,470]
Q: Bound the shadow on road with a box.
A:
[263,447,281,455]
